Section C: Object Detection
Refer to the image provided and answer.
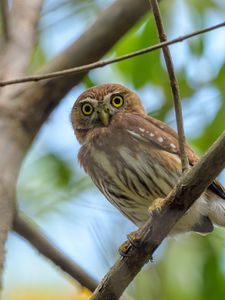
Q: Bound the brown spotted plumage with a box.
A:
[71,83,225,234]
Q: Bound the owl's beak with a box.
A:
[98,109,109,126]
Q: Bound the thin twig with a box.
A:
[91,129,225,299]
[13,212,98,292]
[0,0,9,41]
[0,21,225,87]
[149,0,189,172]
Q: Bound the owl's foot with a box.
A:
[128,229,154,263]
[119,232,154,262]
[148,197,165,215]
[118,229,143,257]
[118,240,132,257]
[127,229,143,248]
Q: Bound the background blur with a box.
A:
[1,0,225,299]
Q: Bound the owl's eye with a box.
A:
[81,103,94,116]
[110,95,124,108]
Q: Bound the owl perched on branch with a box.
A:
[71,83,225,235]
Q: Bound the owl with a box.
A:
[71,83,225,235]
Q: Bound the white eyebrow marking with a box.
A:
[157,137,163,143]
[139,128,145,132]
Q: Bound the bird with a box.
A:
[71,83,225,235]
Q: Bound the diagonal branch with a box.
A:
[90,130,225,299]
[0,21,225,87]
[14,213,136,300]
[13,213,98,292]
[149,0,189,172]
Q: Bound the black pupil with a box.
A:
[114,97,121,104]
[84,105,91,112]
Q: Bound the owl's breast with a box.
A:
[78,124,181,226]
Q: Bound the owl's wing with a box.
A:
[127,113,225,199]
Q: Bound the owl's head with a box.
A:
[71,83,145,144]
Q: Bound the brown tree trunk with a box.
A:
[0,117,30,287]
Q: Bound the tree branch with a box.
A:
[0,119,30,290]
[13,213,98,292]
[13,213,136,300]
[149,0,189,172]
[0,1,43,289]
[90,130,225,299]
[0,21,224,87]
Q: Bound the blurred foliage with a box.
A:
[18,153,92,216]
[4,0,225,299]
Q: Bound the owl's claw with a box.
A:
[119,234,154,262]
[148,197,165,216]
[119,199,165,257]
[127,229,143,248]
[118,240,132,257]
[118,229,143,257]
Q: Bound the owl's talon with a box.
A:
[148,198,165,216]
[118,240,132,257]
[118,229,143,256]
[127,230,142,248]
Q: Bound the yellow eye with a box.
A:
[81,103,94,116]
[111,95,124,108]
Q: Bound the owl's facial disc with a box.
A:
[75,92,125,129]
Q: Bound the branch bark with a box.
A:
[90,130,225,299]
[149,0,189,172]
